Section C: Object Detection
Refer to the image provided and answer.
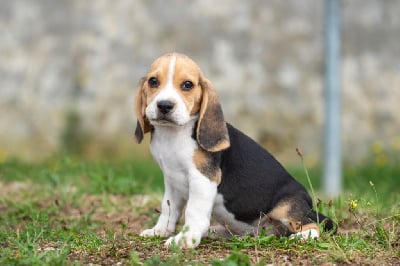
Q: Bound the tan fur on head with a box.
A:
[197,76,230,152]
[134,77,153,143]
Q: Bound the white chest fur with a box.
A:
[146,117,219,248]
[150,119,197,198]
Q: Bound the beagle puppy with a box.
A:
[135,53,335,248]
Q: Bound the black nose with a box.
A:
[157,100,174,114]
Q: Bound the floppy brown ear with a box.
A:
[197,76,230,152]
[134,77,152,143]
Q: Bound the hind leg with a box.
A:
[266,196,320,240]
[205,224,232,239]
[209,195,260,238]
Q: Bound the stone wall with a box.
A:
[1,0,399,162]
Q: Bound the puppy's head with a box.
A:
[135,53,230,152]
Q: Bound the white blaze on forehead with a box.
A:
[167,55,177,85]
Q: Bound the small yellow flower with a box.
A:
[371,140,384,154]
[350,199,358,209]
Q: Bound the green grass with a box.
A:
[0,155,164,195]
[0,151,399,265]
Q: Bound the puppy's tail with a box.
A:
[308,210,337,234]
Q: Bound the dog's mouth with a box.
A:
[151,119,175,125]
[149,114,199,127]
[149,116,178,126]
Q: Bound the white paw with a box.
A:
[164,230,201,249]
[140,227,172,237]
[289,229,319,240]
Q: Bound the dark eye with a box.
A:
[148,77,159,88]
[181,80,194,91]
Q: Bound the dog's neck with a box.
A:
[149,115,200,179]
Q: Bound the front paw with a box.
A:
[165,230,201,249]
[140,227,172,238]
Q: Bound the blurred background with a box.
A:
[1,0,399,166]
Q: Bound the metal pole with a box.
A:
[323,0,342,196]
